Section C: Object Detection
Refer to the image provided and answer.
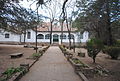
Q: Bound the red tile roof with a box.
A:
[36,22,77,32]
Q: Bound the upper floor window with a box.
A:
[45,34,50,39]
[5,33,10,38]
[60,34,66,39]
[27,32,31,39]
[37,34,44,39]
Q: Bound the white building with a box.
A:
[0,23,89,45]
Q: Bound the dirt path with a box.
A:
[20,46,82,81]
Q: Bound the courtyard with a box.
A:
[0,44,120,81]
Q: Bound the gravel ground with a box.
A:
[0,44,42,76]
[68,48,120,81]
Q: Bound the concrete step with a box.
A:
[52,42,59,46]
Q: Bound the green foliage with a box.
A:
[87,38,104,63]
[113,40,120,47]
[72,58,88,67]
[32,53,41,58]
[2,67,24,80]
[75,0,120,44]
[103,46,120,59]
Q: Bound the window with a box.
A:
[80,34,83,39]
[68,34,74,39]
[53,34,59,39]
[60,34,66,39]
[45,34,50,39]
[27,32,31,39]
[37,34,44,39]
[5,33,9,38]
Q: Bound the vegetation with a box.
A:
[87,38,104,63]
[32,53,42,59]
[72,58,88,67]
[103,46,120,59]
[0,67,24,81]
[73,0,120,46]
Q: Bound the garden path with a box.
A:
[19,46,82,81]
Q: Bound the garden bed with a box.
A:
[68,47,120,81]
[0,45,50,81]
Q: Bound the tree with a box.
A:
[87,38,104,63]
[0,0,40,32]
[73,0,120,45]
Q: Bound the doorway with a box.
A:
[53,34,59,42]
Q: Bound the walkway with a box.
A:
[19,46,82,81]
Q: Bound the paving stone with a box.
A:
[19,46,82,81]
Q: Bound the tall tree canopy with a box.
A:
[73,0,120,45]
[0,0,42,34]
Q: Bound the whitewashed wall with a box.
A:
[0,29,89,44]
[23,29,36,42]
[0,30,20,42]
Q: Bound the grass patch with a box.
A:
[72,58,88,67]
[0,67,24,81]
[32,53,42,59]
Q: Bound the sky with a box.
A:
[19,0,77,22]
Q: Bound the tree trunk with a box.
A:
[61,21,64,44]
[50,21,53,45]
[105,0,113,46]
[19,34,21,44]
[35,25,38,53]
[93,55,96,63]
[66,19,71,49]
[23,30,26,44]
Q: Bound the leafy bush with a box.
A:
[113,40,120,47]
[2,67,24,80]
[72,58,88,67]
[103,46,120,59]
[32,53,41,59]
[87,38,104,63]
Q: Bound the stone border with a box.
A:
[59,45,89,81]
[78,72,89,81]
[69,58,90,81]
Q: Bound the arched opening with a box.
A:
[37,34,44,39]
[45,34,50,39]
[60,34,66,39]
[53,34,59,42]
[68,34,74,39]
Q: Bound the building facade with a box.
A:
[0,23,89,45]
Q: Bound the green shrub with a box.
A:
[72,58,87,67]
[2,67,24,79]
[87,38,104,63]
[113,40,120,47]
[32,53,41,59]
[103,46,120,59]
